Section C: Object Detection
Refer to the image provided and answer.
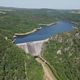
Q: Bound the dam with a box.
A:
[16,39,48,56]
[14,21,74,56]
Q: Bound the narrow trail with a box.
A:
[35,57,57,80]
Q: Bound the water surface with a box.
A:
[14,21,74,44]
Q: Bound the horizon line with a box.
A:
[0,6,80,10]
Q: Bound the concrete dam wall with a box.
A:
[16,39,48,56]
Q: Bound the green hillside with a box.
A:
[0,34,43,80]
[0,7,80,36]
[0,7,45,80]
[0,7,80,80]
[43,28,80,80]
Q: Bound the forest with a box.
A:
[0,7,80,80]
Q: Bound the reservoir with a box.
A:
[14,21,74,44]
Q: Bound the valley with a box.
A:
[0,7,80,80]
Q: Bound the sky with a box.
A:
[0,0,80,9]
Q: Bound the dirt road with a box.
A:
[35,57,57,80]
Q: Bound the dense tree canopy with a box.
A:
[0,7,80,80]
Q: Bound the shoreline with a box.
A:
[13,22,55,38]
[39,22,55,26]
[14,28,37,37]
